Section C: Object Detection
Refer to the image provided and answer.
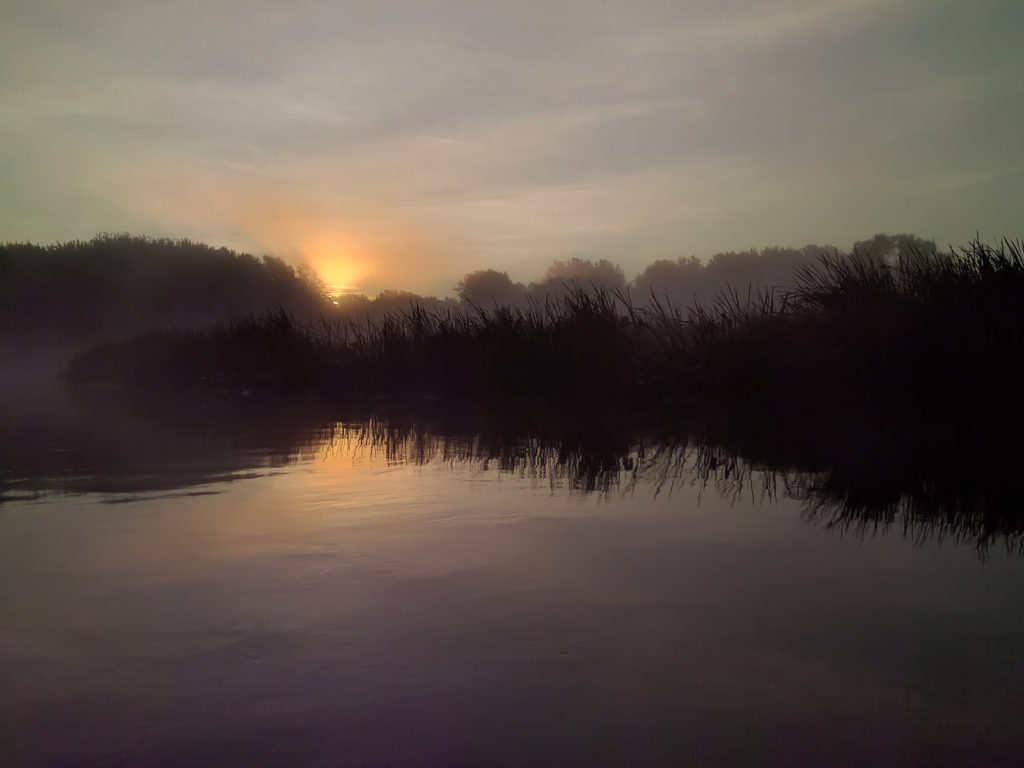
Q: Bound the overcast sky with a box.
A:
[2,0,1021,294]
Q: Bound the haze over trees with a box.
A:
[532,258,627,298]
[66,238,1024,417]
[454,270,526,306]
[0,234,329,346]
[452,235,939,309]
[2,231,942,351]
[456,245,842,309]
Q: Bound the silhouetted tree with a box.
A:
[628,245,834,310]
[543,257,625,287]
[455,269,526,306]
[852,233,939,266]
[0,234,330,345]
[706,245,831,300]
[529,257,626,300]
[631,255,704,306]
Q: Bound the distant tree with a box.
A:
[528,257,626,301]
[297,263,330,300]
[0,234,331,344]
[852,234,938,265]
[370,289,422,314]
[705,245,833,303]
[631,255,704,306]
[627,245,836,310]
[455,269,526,306]
[373,289,420,301]
[332,293,372,316]
[542,257,625,288]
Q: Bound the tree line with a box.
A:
[0,234,328,344]
[453,233,939,308]
[1,231,939,345]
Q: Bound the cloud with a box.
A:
[1,0,1021,292]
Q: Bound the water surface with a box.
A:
[2,400,1023,767]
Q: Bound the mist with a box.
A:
[1,231,940,365]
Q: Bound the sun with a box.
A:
[303,236,367,295]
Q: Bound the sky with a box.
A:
[1,0,1021,296]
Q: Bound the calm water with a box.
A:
[2,398,1023,767]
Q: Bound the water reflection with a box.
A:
[4,395,1024,767]
[0,391,332,501]
[3,393,1021,555]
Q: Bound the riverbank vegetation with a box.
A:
[3,231,932,347]
[0,234,330,346]
[65,238,1024,412]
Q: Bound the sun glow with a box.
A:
[303,237,367,295]
[124,165,458,297]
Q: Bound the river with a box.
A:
[2,395,1022,766]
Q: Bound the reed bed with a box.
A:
[66,238,1024,411]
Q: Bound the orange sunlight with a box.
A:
[302,236,367,295]
[115,163,459,297]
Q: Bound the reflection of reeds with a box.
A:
[798,484,1024,558]
[689,405,1024,558]
[6,390,1024,556]
[323,406,1024,557]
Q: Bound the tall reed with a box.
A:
[67,239,1024,411]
